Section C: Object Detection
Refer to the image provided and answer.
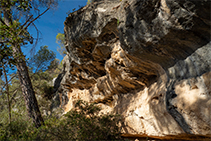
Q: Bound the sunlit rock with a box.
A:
[53,0,211,139]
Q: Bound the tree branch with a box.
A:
[21,15,33,29]
[0,18,8,27]
[25,7,50,29]
[30,23,40,52]
[10,89,19,103]
[0,17,11,37]
[17,7,50,36]
[1,75,17,90]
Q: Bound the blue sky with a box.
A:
[25,0,87,61]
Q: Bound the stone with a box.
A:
[53,0,211,139]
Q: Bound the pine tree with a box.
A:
[0,0,58,128]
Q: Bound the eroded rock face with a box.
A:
[54,0,211,139]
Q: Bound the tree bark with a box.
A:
[13,45,44,128]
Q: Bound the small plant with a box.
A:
[87,0,92,5]
[117,19,120,26]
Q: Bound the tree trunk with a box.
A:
[13,45,44,128]
[2,1,44,128]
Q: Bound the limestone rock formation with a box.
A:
[54,0,211,139]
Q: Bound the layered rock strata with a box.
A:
[53,0,211,139]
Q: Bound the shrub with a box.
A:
[0,119,35,140]
[36,100,123,140]
[0,100,123,140]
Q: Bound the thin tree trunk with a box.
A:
[2,65,11,124]
[13,45,44,128]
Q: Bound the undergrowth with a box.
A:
[0,100,123,140]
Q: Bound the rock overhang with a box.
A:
[53,0,211,139]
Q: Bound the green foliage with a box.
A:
[28,56,61,112]
[0,120,33,140]
[0,20,31,45]
[87,0,92,5]
[30,71,54,104]
[0,0,32,12]
[0,43,15,67]
[35,100,122,140]
[29,46,56,72]
[0,19,32,72]
[56,33,66,57]
[0,58,61,135]
[28,46,61,100]
[0,20,28,75]
[56,33,65,43]
[0,100,123,140]
[48,58,60,71]
[0,90,32,140]
[117,18,120,26]
[0,78,4,92]
[40,81,54,99]
[0,0,58,76]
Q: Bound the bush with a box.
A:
[36,100,122,140]
[0,100,123,140]
[0,119,35,140]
